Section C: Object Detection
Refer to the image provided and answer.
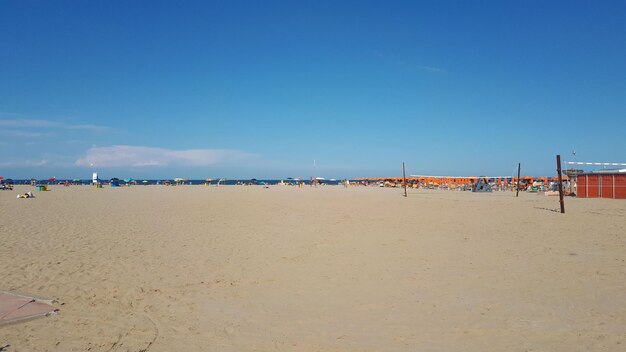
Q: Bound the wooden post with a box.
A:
[402,162,407,197]
[556,155,565,213]
[516,162,521,197]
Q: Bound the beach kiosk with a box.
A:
[93,172,102,188]
[577,170,626,199]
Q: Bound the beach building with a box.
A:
[576,170,626,199]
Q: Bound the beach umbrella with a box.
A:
[48,177,56,181]
[142,180,149,184]
[123,178,133,183]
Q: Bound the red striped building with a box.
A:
[577,172,626,199]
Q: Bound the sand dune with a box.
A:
[1,185,626,351]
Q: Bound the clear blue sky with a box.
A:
[1,1,625,179]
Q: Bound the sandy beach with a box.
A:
[1,185,626,351]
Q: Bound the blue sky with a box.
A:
[1,1,625,179]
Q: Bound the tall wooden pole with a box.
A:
[516,162,521,197]
[402,162,407,197]
[556,155,565,214]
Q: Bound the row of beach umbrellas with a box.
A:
[0,177,315,185]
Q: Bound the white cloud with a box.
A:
[417,65,445,73]
[0,118,60,128]
[0,159,49,167]
[75,145,255,168]
[66,124,112,132]
[0,116,111,132]
[0,129,52,137]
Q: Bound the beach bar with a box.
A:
[577,171,626,199]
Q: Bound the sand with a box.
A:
[1,184,626,351]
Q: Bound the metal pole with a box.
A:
[516,162,521,197]
[402,162,407,197]
[556,155,565,213]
